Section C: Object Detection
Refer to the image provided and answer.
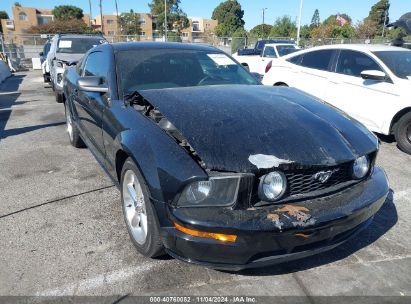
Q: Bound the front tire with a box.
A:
[121,158,164,258]
[395,112,411,155]
[65,102,85,148]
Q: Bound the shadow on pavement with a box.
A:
[232,192,398,276]
[0,74,25,138]
[0,121,66,139]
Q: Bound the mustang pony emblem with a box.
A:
[313,169,339,183]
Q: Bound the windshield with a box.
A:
[276,45,299,57]
[57,37,104,54]
[373,50,411,79]
[117,48,259,94]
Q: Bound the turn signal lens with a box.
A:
[174,222,237,242]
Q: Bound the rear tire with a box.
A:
[121,158,165,258]
[55,92,64,103]
[65,101,85,148]
[394,112,411,155]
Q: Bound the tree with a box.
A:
[14,2,21,7]
[28,19,92,34]
[269,16,297,38]
[149,0,189,35]
[231,27,247,53]
[367,0,390,35]
[250,24,273,38]
[310,9,320,28]
[52,5,84,21]
[212,0,245,37]
[0,11,9,33]
[118,10,141,35]
[355,19,378,39]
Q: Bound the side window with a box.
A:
[336,50,382,77]
[300,50,334,71]
[83,52,108,79]
[287,54,303,65]
[263,47,277,58]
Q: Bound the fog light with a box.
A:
[259,171,287,201]
[352,156,370,179]
[174,222,237,242]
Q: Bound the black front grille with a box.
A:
[285,162,353,196]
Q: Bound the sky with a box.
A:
[0,0,409,30]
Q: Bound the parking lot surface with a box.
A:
[0,71,410,298]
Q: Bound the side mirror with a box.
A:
[77,76,108,93]
[361,70,387,81]
[241,63,250,71]
[39,51,44,56]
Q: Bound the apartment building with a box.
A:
[1,5,90,44]
[181,17,218,42]
[93,13,153,39]
[1,5,217,43]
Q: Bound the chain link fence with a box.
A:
[1,33,409,71]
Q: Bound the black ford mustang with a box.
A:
[63,42,389,270]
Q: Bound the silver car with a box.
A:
[46,34,106,103]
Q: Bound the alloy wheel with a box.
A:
[122,170,148,245]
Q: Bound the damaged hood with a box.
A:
[139,85,378,172]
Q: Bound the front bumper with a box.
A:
[161,166,389,270]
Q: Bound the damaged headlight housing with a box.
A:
[352,155,370,179]
[177,175,241,207]
[258,171,287,201]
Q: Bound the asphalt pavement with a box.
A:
[0,71,410,300]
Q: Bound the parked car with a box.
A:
[233,42,300,75]
[263,44,411,154]
[47,34,106,103]
[236,39,295,56]
[63,42,388,270]
[40,41,51,82]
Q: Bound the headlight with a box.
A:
[177,175,241,207]
[258,171,287,201]
[352,155,370,179]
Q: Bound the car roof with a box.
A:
[56,34,104,39]
[110,41,221,53]
[301,44,408,52]
[264,43,297,47]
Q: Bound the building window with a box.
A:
[107,31,115,35]
[107,19,114,24]
[19,12,28,21]
[181,32,189,37]
[37,16,52,25]
[138,18,146,25]
[192,21,200,31]
[138,31,146,36]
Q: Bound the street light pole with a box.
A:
[382,9,388,37]
[262,8,267,38]
[164,0,168,42]
[296,0,304,45]
[88,0,92,27]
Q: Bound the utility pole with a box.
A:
[88,0,92,27]
[262,8,267,38]
[296,0,304,45]
[114,0,119,35]
[382,9,388,37]
[99,0,104,34]
[164,0,168,41]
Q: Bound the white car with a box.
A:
[232,43,300,75]
[262,44,411,154]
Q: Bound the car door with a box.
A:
[290,49,337,101]
[74,51,109,160]
[259,46,277,74]
[325,49,398,132]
